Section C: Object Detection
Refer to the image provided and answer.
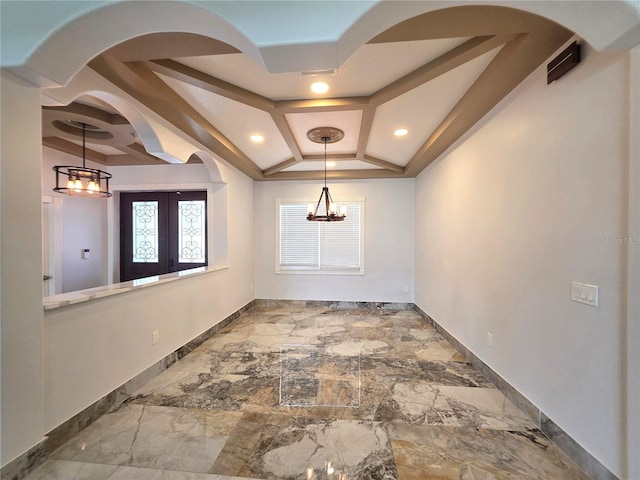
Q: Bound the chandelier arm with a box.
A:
[313,189,324,216]
[324,187,331,217]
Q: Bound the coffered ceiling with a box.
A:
[41,5,573,180]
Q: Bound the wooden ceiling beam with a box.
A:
[371,34,516,107]
[362,155,405,173]
[270,112,304,163]
[302,153,356,161]
[261,169,405,181]
[357,105,376,159]
[89,55,263,180]
[43,137,108,165]
[145,59,274,112]
[114,143,167,165]
[275,97,369,114]
[262,158,297,176]
[404,26,573,177]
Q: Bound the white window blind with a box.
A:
[280,203,319,268]
[278,201,363,273]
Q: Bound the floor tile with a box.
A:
[32,305,589,480]
[375,383,533,430]
[108,466,264,479]
[387,423,588,480]
[52,404,242,473]
[211,414,397,480]
[23,460,118,480]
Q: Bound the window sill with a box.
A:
[276,269,364,276]
[43,265,229,311]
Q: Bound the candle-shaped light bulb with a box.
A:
[339,205,347,217]
[74,178,83,191]
[66,178,75,189]
[329,203,337,215]
[308,203,315,215]
[326,461,334,475]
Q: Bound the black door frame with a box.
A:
[120,191,207,282]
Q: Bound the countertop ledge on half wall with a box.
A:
[43,265,229,310]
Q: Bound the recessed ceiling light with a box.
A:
[250,134,264,143]
[311,81,329,94]
[326,161,336,167]
[394,128,408,137]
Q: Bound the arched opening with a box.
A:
[1,2,638,478]
[41,91,230,293]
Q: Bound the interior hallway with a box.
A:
[25,303,588,479]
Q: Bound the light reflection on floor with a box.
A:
[25,304,589,480]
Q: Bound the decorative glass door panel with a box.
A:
[132,201,159,263]
[178,200,206,263]
[120,191,207,282]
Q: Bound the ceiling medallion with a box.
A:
[307,126,344,144]
[306,127,346,222]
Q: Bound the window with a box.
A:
[277,199,363,274]
[120,191,207,281]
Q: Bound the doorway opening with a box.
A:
[119,191,207,282]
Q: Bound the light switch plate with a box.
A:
[571,282,599,307]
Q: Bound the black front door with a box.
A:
[120,191,207,282]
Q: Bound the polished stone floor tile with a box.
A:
[361,356,493,388]
[24,461,259,480]
[375,383,532,430]
[25,305,589,480]
[387,423,588,480]
[23,460,118,480]
[108,466,258,480]
[210,413,396,480]
[52,404,242,473]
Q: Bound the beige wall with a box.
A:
[42,147,108,293]
[1,78,47,465]
[254,178,415,303]
[43,159,254,431]
[415,44,636,477]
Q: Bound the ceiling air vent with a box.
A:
[547,41,581,84]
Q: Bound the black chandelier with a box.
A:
[53,122,112,198]
[306,127,346,222]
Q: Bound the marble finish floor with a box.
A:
[26,304,589,479]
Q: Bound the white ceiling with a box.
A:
[40,5,576,179]
[176,37,469,99]
[154,37,502,173]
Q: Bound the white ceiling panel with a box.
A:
[337,38,470,96]
[283,160,382,172]
[367,46,502,166]
[286,110,362,155]
[177,54,321,101]
[158,73,292,169]
[176,38,468,100]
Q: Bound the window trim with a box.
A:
[276,197,365,275]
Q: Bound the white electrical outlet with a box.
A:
[487,332,493,348]
[152,330,159,345]
[571,282,599,307]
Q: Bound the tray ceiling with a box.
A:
[42,5,573,180]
